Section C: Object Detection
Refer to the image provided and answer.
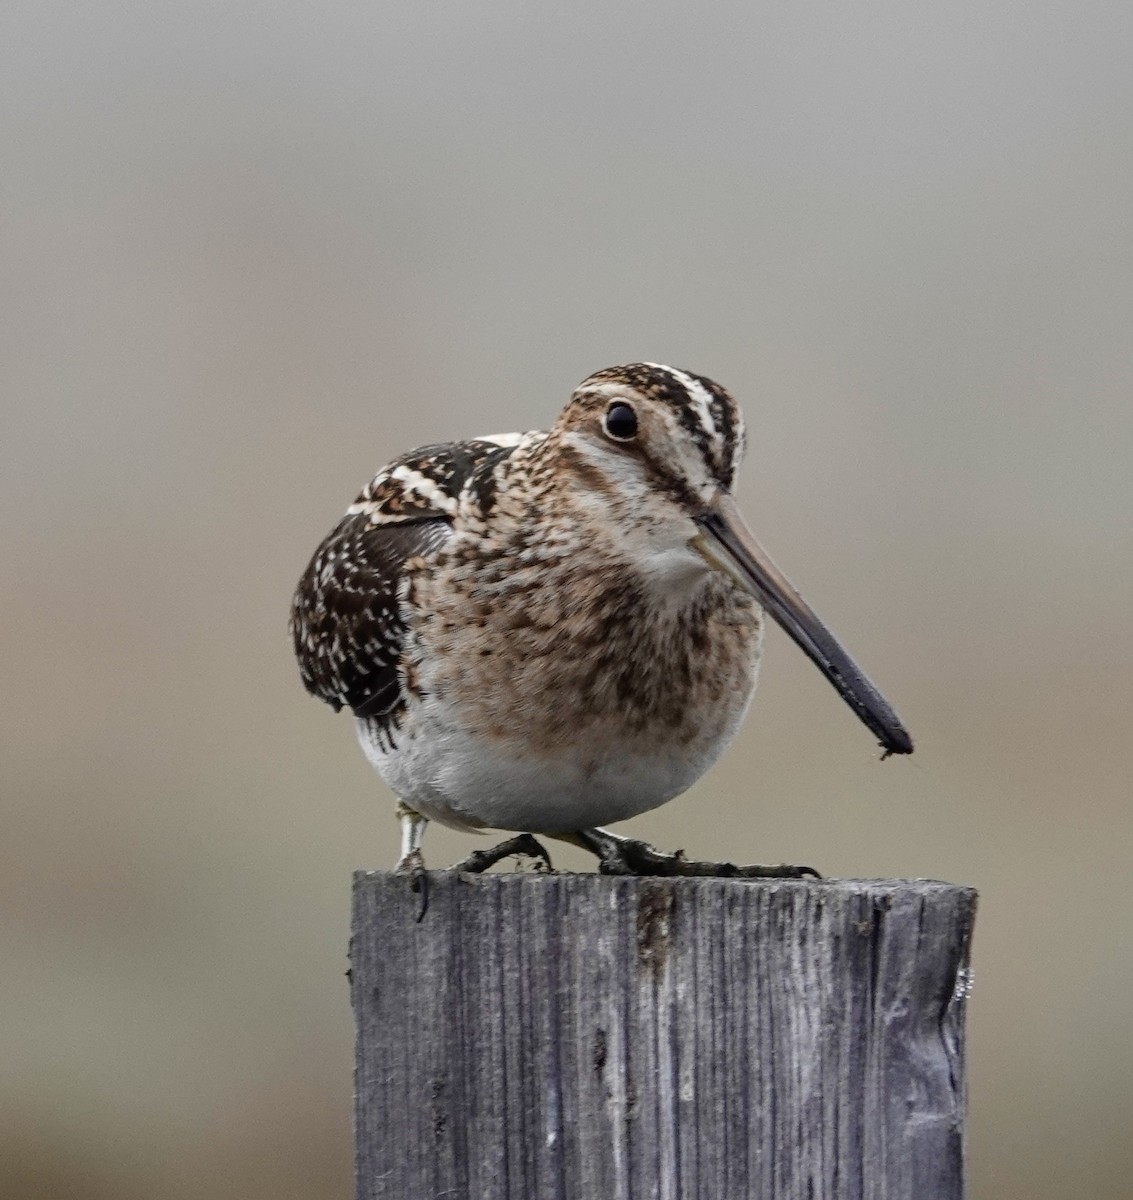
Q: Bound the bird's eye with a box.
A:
[603,402,638,441]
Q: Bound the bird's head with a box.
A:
[555,361,745,511]
[553,362,913,757]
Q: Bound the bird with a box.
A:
[289,363,912,883]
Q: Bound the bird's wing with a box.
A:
[289,438,519,719]
[290,513,450,718]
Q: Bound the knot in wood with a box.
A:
[635,881,675,975]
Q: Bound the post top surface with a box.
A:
[352,869,976,902]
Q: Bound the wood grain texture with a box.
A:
[352,873,976,1200]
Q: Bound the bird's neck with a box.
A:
[487,434,725,619]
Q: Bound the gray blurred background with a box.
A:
[3,1,1131,1196]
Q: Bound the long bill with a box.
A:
[692,490,913,756]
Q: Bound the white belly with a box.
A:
[355,682,754,834]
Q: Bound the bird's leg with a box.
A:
[394,802,429,874]
[394,803,430,918]
[453,833,554,874]
[560,827,821,879]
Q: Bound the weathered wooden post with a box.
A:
[351,872,976,1199]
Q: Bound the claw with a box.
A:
[395,848,429,920]
[580,830,821,880]
[453,833,554,875]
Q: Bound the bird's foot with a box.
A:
[453,833,554,875]
[578,829,821,880]
[394,848,429,921]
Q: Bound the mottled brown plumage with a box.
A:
[405,439,762,757]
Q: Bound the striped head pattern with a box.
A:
[554,363,747,512]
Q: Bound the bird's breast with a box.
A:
[403,540,764,760]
